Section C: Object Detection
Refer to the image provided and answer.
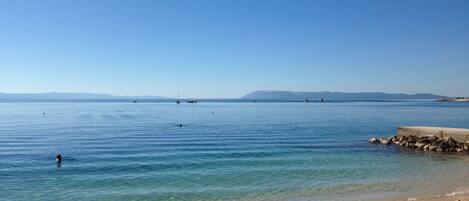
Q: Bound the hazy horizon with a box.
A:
[1,0,468,98]
[0,90,452,100]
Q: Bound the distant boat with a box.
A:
[320,98,324,102]
[304,98,309,102]
[132,100,138,103]
[187,99,198,103]
[176,100,181,104]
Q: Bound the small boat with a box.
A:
[176,100,181,104]
[132,100,138,103]
[320,98,324,102]
[304,99,309,102]
[187,100,198,103]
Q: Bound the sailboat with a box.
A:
[176,90,182,127]
[176,90,181,104]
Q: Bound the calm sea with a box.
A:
[1,101,469,201]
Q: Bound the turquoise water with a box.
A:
[1,101,469,201]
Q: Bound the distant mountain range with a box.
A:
[0,92,168,100]
[241,90,447,100]
[0,91,449,101]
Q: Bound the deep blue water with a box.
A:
[1,101,469,201]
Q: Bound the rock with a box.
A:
[407,136,418,143]
[442,137,458,147]
[423,144,430,150]
[426,135,438,142]
[416,138,430,144]
[428,145,438,151]
[368,137,380,144]
[415,142,426,149]
[438,141,450,150]
[380,138,391,145]
[390,136,398,143]
[406,142,415,148]
[366,135,468,154]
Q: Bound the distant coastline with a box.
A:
[0,91,460,102]
[241,90,448,100]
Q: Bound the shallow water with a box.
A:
[1,101,469,201]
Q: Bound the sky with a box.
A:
[0,0,468,98]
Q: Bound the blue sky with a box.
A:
[0,0,468,98]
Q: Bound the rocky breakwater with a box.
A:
[368,135,469,153]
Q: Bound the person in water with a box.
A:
[56,154,62,168]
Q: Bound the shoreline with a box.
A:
[382,188,469,201]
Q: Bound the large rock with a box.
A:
[407,136,418,143]
[415,142,427,149]
[380,137,391,145]
[426,135,438,142]
[428,145,438,151]
[438,141,450,151]
[368,137,380,144]
[423,144,430,150]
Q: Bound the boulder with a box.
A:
[368,137,380,144]
[423,144,430,150]
[380,138,391,145]
[415,142,427,149]
[438,141,450,150]
[416,138,430,144]
[407,136,418,143]
[426,135,438,142]
[428,145,438,151]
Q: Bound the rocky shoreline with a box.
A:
[369,135,469,153]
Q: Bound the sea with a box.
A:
[1,100,469,201]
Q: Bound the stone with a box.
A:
[367,134,469,154]
[406,142,415,148]
[407,135,418,143]
[427,135,438,142]
[416,138,430,144]
[368,137,380,144]
[428,145,438,151]
[438,141,450,150]
[380,138,391,145]
[415,142,426,149]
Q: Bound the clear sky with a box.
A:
[0,0,468,98]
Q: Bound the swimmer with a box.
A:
[56,154,62,168]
